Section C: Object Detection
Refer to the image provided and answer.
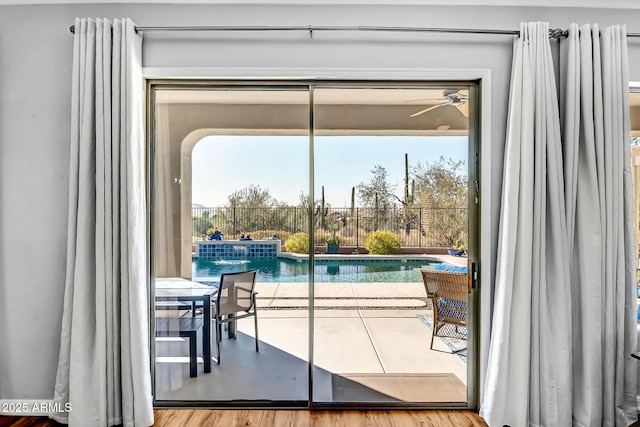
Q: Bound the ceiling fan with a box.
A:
[408,89,469,118]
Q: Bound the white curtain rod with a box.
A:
[68,24,569,38]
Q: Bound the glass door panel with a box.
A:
[152,85,311,404]
[311,86,471,405]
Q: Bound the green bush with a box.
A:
[285,232,309,254]
[365,230,401,254]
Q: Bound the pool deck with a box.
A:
[254,281,429,309]
[247,280,467,381]
[155,280,468,402]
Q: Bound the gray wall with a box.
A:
[2,2,640,400]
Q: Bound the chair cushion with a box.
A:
[434,264,468,274]
[437,298,468,320]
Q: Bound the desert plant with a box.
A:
[326,226,340,245]
[285,232,309,254]
[365,230,401,255]
[206,227,224,240]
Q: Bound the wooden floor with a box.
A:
[0,409,488,426]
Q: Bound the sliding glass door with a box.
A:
[149,81,478,408]
[311,86,472,405]
[151,84,311,404]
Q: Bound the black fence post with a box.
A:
[419,207,423,248]
[356,207,359,248]
[233,207,237,238]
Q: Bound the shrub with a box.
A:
[285,232,309,254]
[365,230,401,254]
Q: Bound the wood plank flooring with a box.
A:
[0,409,488,426]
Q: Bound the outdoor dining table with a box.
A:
[155,278,218,373]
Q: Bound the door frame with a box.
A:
[146,70,490,409]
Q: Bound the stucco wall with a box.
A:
[2,2,640,401]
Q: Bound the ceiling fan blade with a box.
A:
[410,104,443,118]
[457,103,469,117]
[457,89,469,96]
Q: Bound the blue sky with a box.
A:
[192,135,468,207]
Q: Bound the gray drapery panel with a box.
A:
[481,22,637,426]
[52,18,153,427]
[560,23,637,427]
[480,22,572,427]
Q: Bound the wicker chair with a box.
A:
[420,269,468,350]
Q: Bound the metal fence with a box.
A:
[192,206,468,248]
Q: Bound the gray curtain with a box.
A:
[560,23,637,426]
[480,22,572,426]
[481,22,637,426]
[52,18,153,427]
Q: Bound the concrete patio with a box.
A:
[155,281,468,403]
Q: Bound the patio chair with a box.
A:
[212,269,259,364]
[420,269,468,350]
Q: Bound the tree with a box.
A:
[225,185,288,235]
[227,184,278,208]
[412,156,468,247]
[357,165,397,209]
[357,165,398,231]
[192,209,214,238]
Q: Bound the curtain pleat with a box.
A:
[562,23,604,425]
[52,18,153,427]
[482,21,637,427]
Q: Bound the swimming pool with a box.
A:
[192,257,435,283]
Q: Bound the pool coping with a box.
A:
[190,251,468,267]
[277,253,468,267]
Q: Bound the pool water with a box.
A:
[192,258,433,283]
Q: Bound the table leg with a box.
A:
[188,330,198,377]
[227,313,237,339]
[203,295,211,373]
